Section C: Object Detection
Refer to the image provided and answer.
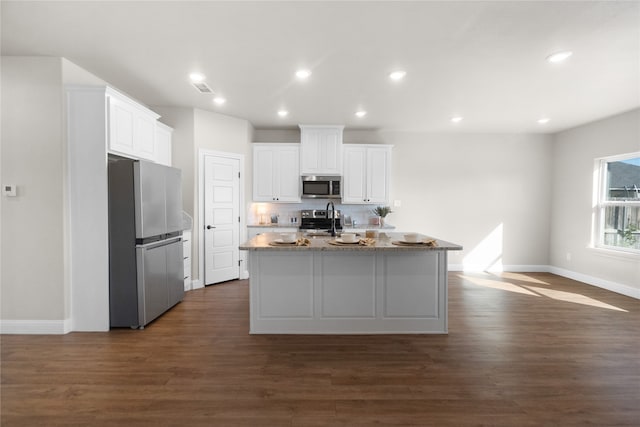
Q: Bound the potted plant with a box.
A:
[372,205,393,226]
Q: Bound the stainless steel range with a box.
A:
[299,209,343,231]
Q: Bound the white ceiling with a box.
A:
[2,1,639,133]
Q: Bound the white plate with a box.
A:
[394,240,426,245]
[335,238,359,244]
[273,239,296,244]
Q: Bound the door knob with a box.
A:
[206,225,216,230]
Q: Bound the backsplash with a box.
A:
[250,201,388,228]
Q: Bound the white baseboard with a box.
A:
[448,263,639,300]
[549,266,640,299]
[191,279,204,290]
[241,269,249,280]
[1,318,72,335]
[449,264,549,273]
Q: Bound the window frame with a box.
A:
[594,151,640,256]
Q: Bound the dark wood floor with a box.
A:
[2,272,639,426]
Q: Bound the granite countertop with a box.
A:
[247,223,300,228]
[247,224,396,230]
[240,232,463,252]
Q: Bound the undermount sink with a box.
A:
[304,231,331,237]
[304,231,361,237]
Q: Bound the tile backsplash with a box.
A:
[250,201,386,227]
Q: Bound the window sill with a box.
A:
[587,245,640,261]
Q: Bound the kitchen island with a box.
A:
[240,232,462,334]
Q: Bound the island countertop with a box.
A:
[240,232,463,251]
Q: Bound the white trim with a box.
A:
[1,319,72,335]
[588,245,640,260]
[191,279,204,290]
[197,149,245,288]
[448,263,639,300]
[448,264,549,273]
[549,266,640,299]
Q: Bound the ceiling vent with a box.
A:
[191,81,213,94]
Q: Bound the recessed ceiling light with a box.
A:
[277,110,288,117]
[295,69,311,79]
[355,110,367,118]
[213,96,226,105]
[537,117,550,124]
[546,51,573,63]
[389,71,406,81]
[450,116,463,123]
[189,72,206,82]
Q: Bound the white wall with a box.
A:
[384,132,553,270]
[153,107,195,216]
[550,109,640,294]
[1,57,65,323]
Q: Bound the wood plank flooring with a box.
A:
[2,272,639,426]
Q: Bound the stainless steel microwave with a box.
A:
[301,176,341,199]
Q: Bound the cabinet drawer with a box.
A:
[183,258,191,279]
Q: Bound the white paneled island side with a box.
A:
[240,232,462,334]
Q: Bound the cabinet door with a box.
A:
[155,124,172,166]
[108,96,136,156]
[300,126,343,175]
[300,129,321,174]
[253,146,276,201]
[342,146,367,204]
[253,144,300,203]
[276,146,301,202]
[320,128,342,174]
[366,147,390,204]
[134,113,156,161]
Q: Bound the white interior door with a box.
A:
[204,155,240,285]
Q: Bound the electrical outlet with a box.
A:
[2,184,16,197]
[393,200,402,207]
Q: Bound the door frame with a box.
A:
[197,149,247,288]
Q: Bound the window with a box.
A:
[595,152,640,254]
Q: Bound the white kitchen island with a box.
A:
[240,232,462,334]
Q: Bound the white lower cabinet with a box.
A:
[183,230,192,290]
[342,144,392,204]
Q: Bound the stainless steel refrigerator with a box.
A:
[108,158,184,328]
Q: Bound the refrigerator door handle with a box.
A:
[136,236,182,250]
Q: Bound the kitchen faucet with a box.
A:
[326,201,337,237]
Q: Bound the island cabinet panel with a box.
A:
[255,252,313,318]
[245,244,451,334]
[384,252,439,317]
[320,253,376,318]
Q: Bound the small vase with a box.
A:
[379,216,385,227]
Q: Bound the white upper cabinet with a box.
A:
[342,144,392,204]
[155,122,173,166]
[106,87,160,162]
[299,125,344,175]
[253,143,301,203]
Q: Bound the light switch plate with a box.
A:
[3,184,17,197]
